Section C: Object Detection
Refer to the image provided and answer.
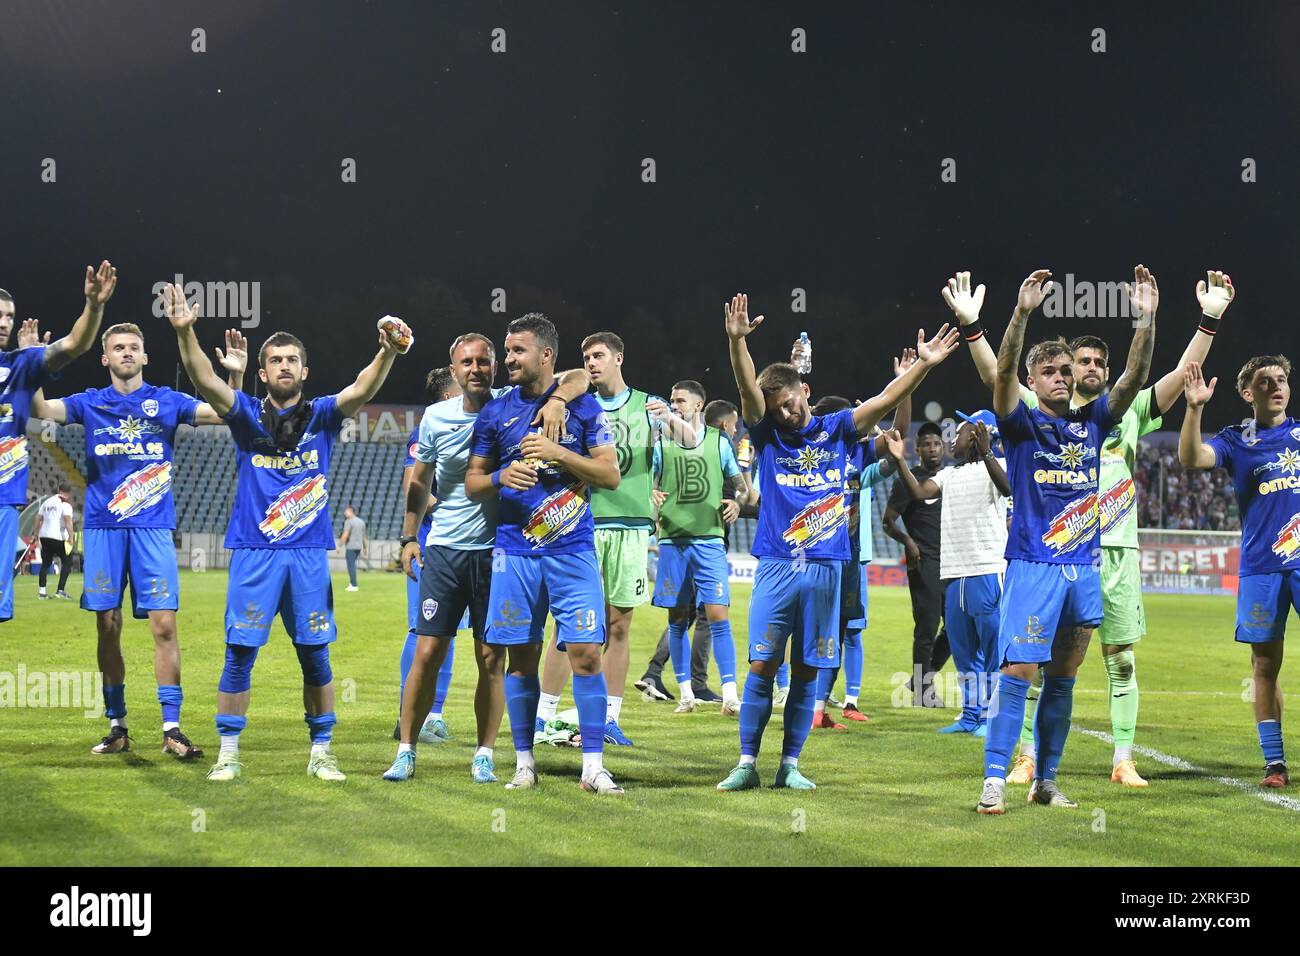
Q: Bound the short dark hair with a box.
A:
[258,331,307,369]
[57,481,72,494]
[812,395,852,415]
[506,313,559,357]
[1068,335,1109,364]
[448,332,495,361]
[704,399,737,428]
[426,366,456,400]
[1237,354,1292,394]
[672,380,706,403]
[581,331,625,356]
[0,288,12,302]
[1025,336,1071,375]
[917,421,943,440]
[756,362,802,397]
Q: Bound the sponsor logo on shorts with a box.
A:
[85,570,115,595]
[1097,477,1135,532]
[258,473,329,543]
[781,492,845,550]
[1270,513,1300,563]
[0,435,27,485]
[521,483,588,548]
[1012,615,1049,646]
[1249,602,1274,627]
[422,598,437,620]
[492,598,531,630]
[233,601,269,632]
[107,462,172,521]
[1040,492,1098,556]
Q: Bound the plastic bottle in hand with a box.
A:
[794,332,812,375]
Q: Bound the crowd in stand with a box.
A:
[1133,443,1239,532]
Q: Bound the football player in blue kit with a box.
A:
[0,262,118,625]
[464,313,625,795]
[1180,355,1298,788]
[32,322,247,759]
[717,292,960,791]
[161,283,410,783]
[977,267,1155,814]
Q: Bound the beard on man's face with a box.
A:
[266,375,303,403]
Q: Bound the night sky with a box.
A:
[2,0,1296,429]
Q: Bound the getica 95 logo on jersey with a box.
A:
[1032,443,1097,486]
[0,436,27,485]
[258,474,329,542]
[1256,449,1300,495]
[108,462,172,520]
[774,447,839,488]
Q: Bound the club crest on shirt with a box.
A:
[1065,422,1089,439]
[1291,426,1300,443]
[0,436,27,484]
[1040,492,1098,556]
[142,399,159,417]
[258,473,329,542]
[0,368,9,384]
[107,461,172,520]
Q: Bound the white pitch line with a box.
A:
[1072,725,1300,812]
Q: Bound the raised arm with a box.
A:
[1152,271,1233,415]
[882,428,941,499]
[1178,362,1219,469]
[44,261,117,373]
[852,326,960,435]
[724,293,766,426]
[162,283,236,417]
[972,422,1012,497]
[336,318,411,418]
[994,270,1051,417]
[531,367,593,443]
[941,271,998,391]
[1108,264,1158,419]
[30,388,66,424]
[646,397,698,447]
[195,329,251,425]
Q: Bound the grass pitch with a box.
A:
[0,570,1294,866]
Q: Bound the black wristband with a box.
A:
[963,320,985,342]
[398,535,419,547]
[547,393,567,403]
[1198,313,1220,336]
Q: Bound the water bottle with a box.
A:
[795,331,812,375]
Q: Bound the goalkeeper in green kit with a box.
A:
[944,267,1235,786]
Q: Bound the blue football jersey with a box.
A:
[998,394,1115,564]
[750,408,859,561]
[469,385,613,555]
[224,391,344,549]
[404,427,433,541]
[1208,417,1300,576]
[63,384,200,529]
[0,346,51,506]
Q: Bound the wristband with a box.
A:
[1198,313,1220,336]
[546,394,567,403]
[491,468,503,488]
[962,319,985,342]
[398,535,419,547]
